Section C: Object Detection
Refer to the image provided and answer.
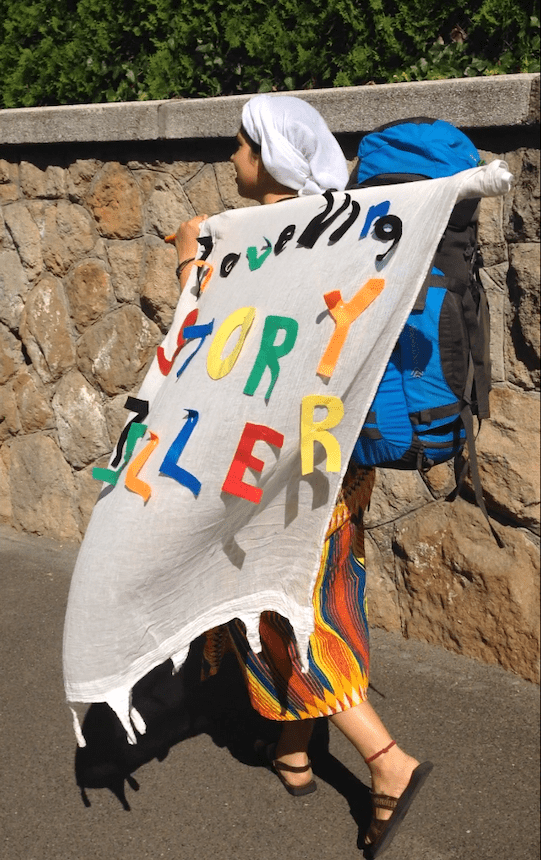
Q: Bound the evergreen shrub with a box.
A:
[0,0,538,108]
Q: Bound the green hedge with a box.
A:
[0,0,538,108]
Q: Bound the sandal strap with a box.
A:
[273,758,312,774]
[371,791,399,811]
[365,817,389,843]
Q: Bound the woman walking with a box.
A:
[172,93,433,859]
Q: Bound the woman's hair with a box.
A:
[240,124,262,156]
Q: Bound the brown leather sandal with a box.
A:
[254,740,317,797]
[364,761,434,858]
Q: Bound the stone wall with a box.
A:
[0,76,539,682]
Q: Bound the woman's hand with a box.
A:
[165,214,208,264]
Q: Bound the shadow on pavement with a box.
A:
[74,637,371,844]
[75,637,254,808]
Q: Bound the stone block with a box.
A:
[346,158,358,182]
[65,260,116,332]
[0,382,21,440]
[394,496,540,683]
[214,162,258,210]
[143,173,193,237]
[511,244,540,358]
[127,159,206,183]
[0,208,15,251]
[0,248,30,329]
[52,370,111,468]
[76,305,161,395]
[479,261,509,292]
[420,461,457,500]
[505,244,540,390]
[25,199,45,222]
[477,148,502,161]
[364,527,401,632]
[46,165,67,198]
[20,275,76,383]
[170,161,205,182]
[0,324,25,384]
[3,202,43,282]
[0,183,19,204]
[0,443,12,522]
[12,370,54,433]
[0,160,17,183]
[130,169,158,200]
[184,164,226,216]
[107,239,145,303]
[364,469,431,529]
[67,159,102,203]
[86,163,143,239]
[478,194,507,267]
[8,434,81,540]
[503,148,540,243]
[141,243,180,332]
[41,200,96,275]
[0,158,21,205]
[473,387,540,533]
[20,162,66,198]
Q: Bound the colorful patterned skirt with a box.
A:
[203,464,375,721]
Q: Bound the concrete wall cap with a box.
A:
[0,73,538,145]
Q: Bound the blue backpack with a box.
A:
[349,118,497,536]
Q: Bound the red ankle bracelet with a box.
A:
[365,740,397,764]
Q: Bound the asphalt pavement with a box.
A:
[0,523,539,860]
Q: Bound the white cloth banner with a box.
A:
[63,165,512,744]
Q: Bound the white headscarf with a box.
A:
[241,94,348,196]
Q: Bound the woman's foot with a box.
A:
[328,701,432,855]
[272,717,316,791]
[369,746,420,824]
[254,740,317,795]
[274,746,315,791]
[365,746,433,856]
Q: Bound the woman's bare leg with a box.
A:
[330,701,419,835]
[273,718,315,788]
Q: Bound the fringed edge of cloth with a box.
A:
[65,597,314,746]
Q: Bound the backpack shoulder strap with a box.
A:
[449,405,504,546]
